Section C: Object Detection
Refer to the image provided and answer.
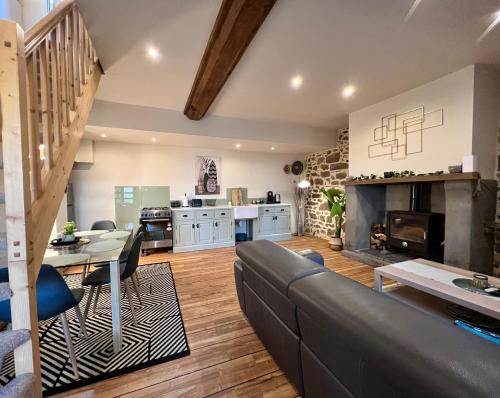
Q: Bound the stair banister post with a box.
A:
[0,20,42,397]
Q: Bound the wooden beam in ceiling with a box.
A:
[184,0,276,120]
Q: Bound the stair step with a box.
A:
[0,372,34,398]
[0,283,10,302]
[0,330,31,369]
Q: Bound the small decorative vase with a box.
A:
[329,237,343,251]
[62,233,75,242]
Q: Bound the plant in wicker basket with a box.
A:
[321,188,346,250]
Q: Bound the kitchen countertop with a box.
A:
[172,205,232,211]
[171,203,291,211]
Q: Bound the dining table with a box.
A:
[43,229,133,353]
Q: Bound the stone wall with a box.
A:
[304,128,349,239]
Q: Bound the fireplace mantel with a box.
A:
[343,174,496,274]
[344,172,480,186]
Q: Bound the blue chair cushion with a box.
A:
[0,265,81,323]
[296,249,325,266]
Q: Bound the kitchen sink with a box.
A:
[234,205,259,219]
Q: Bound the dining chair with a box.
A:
[90,220,116,230]
[82,232,144,326]
[0,265,87,379]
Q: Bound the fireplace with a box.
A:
[343,173,497,274]
[386,211,444,261]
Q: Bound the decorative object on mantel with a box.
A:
[283,164,291,174]
[370,224,387,250]
[195,156,221,195]
[383,170,415,178]
[448,165,463,174]
[368,106,444,160]
[293,179,310,236]
[348,170,453,181]
[320,188,346,251]
[462,155,479,172]
[291,160,304,175]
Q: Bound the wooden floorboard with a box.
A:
[57,236,378,398]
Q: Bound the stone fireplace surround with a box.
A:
[344,175,497,274]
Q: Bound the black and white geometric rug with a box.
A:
[0,262,190,396]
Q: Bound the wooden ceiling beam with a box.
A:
[184,0,276,120]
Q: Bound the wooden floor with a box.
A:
[58,236,376,398]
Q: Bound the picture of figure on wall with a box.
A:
[195,156,221,195]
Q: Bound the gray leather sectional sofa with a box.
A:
[234,240,500,397]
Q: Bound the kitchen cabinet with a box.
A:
[254,205,292,241]
[176,222,196,247]
[259,214,276,236]
[173,207,234,253]
[196,221,213,245]
[276,213,291,234]
[214,219,233,243]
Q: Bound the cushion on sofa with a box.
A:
[289,271,500,397]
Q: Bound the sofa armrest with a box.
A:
[234,261,245,313]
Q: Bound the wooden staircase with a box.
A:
[0,1,101,395]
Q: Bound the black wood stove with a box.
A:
[386,183,445,261]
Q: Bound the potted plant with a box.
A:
[62,221,76,242]
[320,188,346,251]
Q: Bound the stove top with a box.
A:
[140,207,171,219]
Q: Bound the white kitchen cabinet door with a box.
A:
[275,214,291,234]
[176,222,195,247]
[196,221,213,244]
[259,214,275,236]
[214,219,232,243]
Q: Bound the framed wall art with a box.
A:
[194,156,221,195]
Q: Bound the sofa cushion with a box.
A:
[289,271,500,397]
[236,240,326,296]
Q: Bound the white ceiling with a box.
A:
[84,126,326,154]
[79,0,500,130]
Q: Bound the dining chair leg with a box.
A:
[131,273,142,305]
[74,304,88,338]
[84,286,95,319]
[133,271,141,287]
[82,264,89,280]
[60,312,80,379]
[93,285,102,315]
[124,279,138,327]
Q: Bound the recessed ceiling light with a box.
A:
[236,144,241,149]
[342,85,356,98]
[146,46,160,61]
[151,137,157,142]
[271,146,275,151]
[290,74,303,90]
[100,133,107,138]
[477,9,500,42]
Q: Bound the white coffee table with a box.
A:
[374,259,500,320]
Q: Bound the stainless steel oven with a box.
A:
[139,207,173,255]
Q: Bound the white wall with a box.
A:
[0,0,23,26]
[349,66,475,176]
[69,141,303,231]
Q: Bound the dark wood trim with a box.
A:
[344,172,480,186]
[184,0,276,120]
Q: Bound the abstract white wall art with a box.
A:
[368,106,444,161]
